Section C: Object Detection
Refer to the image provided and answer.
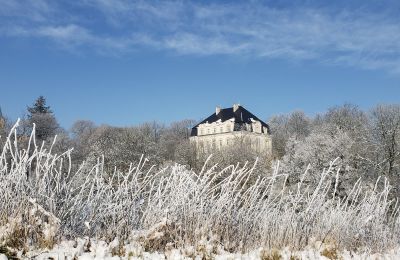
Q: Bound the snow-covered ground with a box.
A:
[2,237,400,260]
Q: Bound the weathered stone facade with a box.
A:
[190,104,271,154]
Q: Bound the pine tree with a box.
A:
[26,96,59,141]
[27,96,52,116]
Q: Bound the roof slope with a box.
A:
[190,105,269,136]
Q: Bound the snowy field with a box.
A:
[3,237,400,259]
[1,122,400,259]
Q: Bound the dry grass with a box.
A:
[321,247,341,260]
[0,121,400,254]
[260,248,282,260]
[0,245,18,260]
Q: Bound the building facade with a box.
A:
[190,104,271,154]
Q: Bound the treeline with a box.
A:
[270,104,400,197]
[0,96,197,172]
[1,96,399,195]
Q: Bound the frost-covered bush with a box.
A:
[0,121,400,255]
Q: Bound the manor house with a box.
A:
[190,104,271,154]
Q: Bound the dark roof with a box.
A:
[190,105,269,136]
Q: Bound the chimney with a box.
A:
[216,106,221,115]
[233,103,240,112]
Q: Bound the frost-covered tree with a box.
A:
[70,120,96,163]
[268,111,311,159]
[159,119,195,161]
[287,110,311,138]
[281,128,356,197]
[313,104,375,176]
[322,103,368,134]
[268,114,289,158]
[370,104,400,176]
[174,140,197,168]
[79,123,163,172]
[190,132,272,179]
[71,120,96,140]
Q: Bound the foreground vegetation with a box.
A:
[0,122,399,259]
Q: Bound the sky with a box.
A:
[0,0,400,129]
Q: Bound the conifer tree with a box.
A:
[27,96,52,115]
[27,96,59,141]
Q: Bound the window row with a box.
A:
[199,125,233,135]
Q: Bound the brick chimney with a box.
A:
[216,106,221,115]
[233,103,240,112]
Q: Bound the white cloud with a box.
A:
[37,25,90,42]
[35,24,136,53]
[1,0,400,73]
[0,0,53,22]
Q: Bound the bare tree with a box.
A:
[268,111,310,159]
[159,119,195,161]
[268,114,289,158]
[287,110,311,138]
[370,104,400,176]
[71,120,96,140]
[321,103,368,135]
[281,128,357,197]
[70,120,97,163]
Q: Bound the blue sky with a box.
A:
[0,0,399,129]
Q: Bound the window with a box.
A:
[219,139,223,147]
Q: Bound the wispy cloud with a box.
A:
[0,0,53,22]
[1,0,400,73]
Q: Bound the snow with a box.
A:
[19,238,400,260]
